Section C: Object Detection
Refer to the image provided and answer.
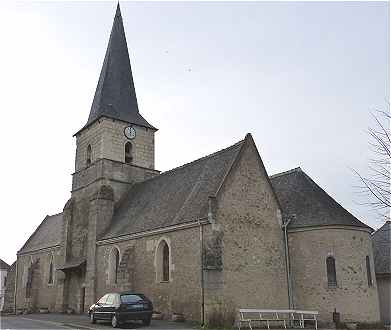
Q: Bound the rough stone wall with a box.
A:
[72,159,159,203]
[15,248,61,312]
[75,118,155,172]
[2,262,16,313]
[376,274,390,325]
[95,226,203,321]
[0,268,7,311]
[288,228,380,324]
[209,139,289,325]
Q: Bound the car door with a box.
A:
[94,294,109,320]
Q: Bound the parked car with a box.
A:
[88,292,153,328]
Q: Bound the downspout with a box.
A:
[282,217,293,309]
[14,257,18,314]
[199,220,205,326]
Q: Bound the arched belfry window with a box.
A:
[326,256,337,287]
[48,255,54,285]
[86,144,92,166]
[366,256,373,287]
[108,247,120,284]
[155,239,170,282]
[125,142,133,164]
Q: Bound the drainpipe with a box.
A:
[199,221,205,326]
[14,257,18,314]
[282,217,293,309]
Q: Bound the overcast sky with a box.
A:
[0,1,389,265]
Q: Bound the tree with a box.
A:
[354,107,390,220]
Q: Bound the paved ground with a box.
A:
[0,313,199,330]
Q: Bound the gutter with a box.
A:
[282,216,294,309]
[199,220,205,326]
[14,259,18,314]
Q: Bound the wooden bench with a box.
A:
[238,309,318,330]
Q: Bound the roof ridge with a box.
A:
[270,167,302,179]
[139,138,245,185]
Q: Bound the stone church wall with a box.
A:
[288,227,380,324]
[376,274,391,325]
[207,139,289,325]
[95,226,204,321]
[15,248,61,313]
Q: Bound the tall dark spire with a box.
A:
[83,3,156,131]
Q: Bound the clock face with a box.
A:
[124,126,136,140]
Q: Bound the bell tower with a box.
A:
[74,3,157,173]
[71,3,159,201]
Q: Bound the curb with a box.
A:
[62,323,97,330]
[19,317,97,329]
[20,317,72,329]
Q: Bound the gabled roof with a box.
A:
[76,4,156,135]
[18,213,63,254]
[0,258,10,270]
[101,137,246,240]
[270,167,371,230]
[372,221,391,274]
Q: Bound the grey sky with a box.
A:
[0,1,389,265]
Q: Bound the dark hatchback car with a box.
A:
[89,292,153,328]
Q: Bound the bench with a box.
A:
[294,310,318,329]
[238,309,318,330]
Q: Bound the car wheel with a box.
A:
[90,312,96,324]
[142,318,151,326]
[112,315,119,328]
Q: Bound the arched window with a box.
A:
[48,255,54,285]
[125,142,133,164]
[326,256,337,287]
[108,247,120,284]
[162,242,169,282]
[366,256,373,287]
[86,144,92,166]
[155,239,170,282]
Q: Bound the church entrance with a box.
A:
[58,259,86,313]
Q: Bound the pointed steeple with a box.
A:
[83,3,156,132]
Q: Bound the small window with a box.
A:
[4,276,6,287]
[48,256,54,285]
[366,256,373,287]
[326,256,337,287]
[115,249,119,283]
[125,142,133,164]
[108,247,120,284]
[86,144,92,166]
[162,241,170,282]
[155,239,171,282]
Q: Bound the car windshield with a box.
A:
[120,294,145,304]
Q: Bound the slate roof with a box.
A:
[0,258,10,270]
[18,213,63,254]
[270,167,371,230]
[101,138,245,240]
[76,4,156,135]
[372,221,391,274]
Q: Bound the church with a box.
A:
[5,4,381,326]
